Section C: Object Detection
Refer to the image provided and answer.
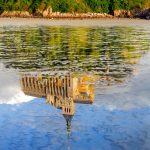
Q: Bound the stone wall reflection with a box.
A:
[20,73,95,134]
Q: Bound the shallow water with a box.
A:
[0,20,150,150]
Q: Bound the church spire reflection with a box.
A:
[20,73,95,135]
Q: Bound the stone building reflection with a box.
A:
[20,73,95,135]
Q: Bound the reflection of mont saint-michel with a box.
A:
[20,73,95,134]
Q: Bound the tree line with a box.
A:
[0,0,149,14]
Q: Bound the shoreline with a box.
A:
[0,14,146,20]
[1,15,149,21]
[0,12,114,19]
[0,9,150,20]
[0,8,150,20]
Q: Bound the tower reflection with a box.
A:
[20,73,95,135]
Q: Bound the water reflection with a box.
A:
[0,27,149,77]
[0,25,150,150]
[20,73,95,135]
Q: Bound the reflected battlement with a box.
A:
[20,73,94,105]
[20,73,95,134]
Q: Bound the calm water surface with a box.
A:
[0,21,150,150]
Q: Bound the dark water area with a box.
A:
[0,24,150,150]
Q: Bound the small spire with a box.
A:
[67,120,71,138]
[63,114,73,138]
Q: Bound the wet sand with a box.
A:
[0,18,149,29]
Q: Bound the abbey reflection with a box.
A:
[20,73,95,134]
